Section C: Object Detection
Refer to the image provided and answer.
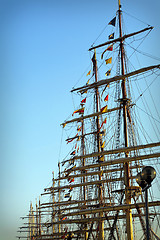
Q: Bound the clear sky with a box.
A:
[0,0,160,239]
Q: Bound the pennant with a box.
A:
[77,146,79,152]
[64,193,70,198]
[100,170,104,176]
[87,70,91,76]
[69,187,73,192]
[68,196,72,201]
[105,69,111,76]
[108,17,116,26]
[101,45,113,59]
[104,94,109,102]
[101,129,106,136]
[69,158,75,165]
[77,126,82,131]
[108,33,114,39]
[81,98,86,104]
[62,217,67,221]
[69,178,74,183]
[86,79,90,85]
[99,156,104,162]
[67,133,78,144]
[72,107,84,116]
[100,105,108,113]
[70,151,76,155]
[101,141,105,148]
[67,139,74,144]
[75,143,77,149]
[101,85,109,98]
[80,89,88,94]
[77,136,81,141]
[107,45,113,51]
[92,53,95,63]
[105,57,112,65]
[100,117,107,130]
[102,118,107,125]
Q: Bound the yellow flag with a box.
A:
[80,89,88,94]
[101,105,108,113]
[105,57,112,65]
[86,79,90,85]
[99,156,104,162]
[101,141,105,148]
[87,70,91,76]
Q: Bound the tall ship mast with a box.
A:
[17,1,160,239]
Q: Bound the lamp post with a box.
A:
[136,166,156,240]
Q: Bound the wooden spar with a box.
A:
[55,167,123,182]
[71,64,160,93]
[63,201,160,217]
[25,227,111,237]
[65,130,105,142]
[45,176,136,192]
[54,165,140,182]
[41,152,160,194]
[42,152,160,193]
[17,223,160,239]
[40,200,113,212]
[42,178,125,196]
[61,105,125,126]
[61,141,160,165]
[17,212,159,232]
[68,152,160,175]
[88,26,153,51]
[40,197,110,208]
[47,213,159,226]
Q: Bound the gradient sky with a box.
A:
[0,0,160,239]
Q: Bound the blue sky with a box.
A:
[0,0,160,239]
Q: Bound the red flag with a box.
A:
[81,98,86,103]
[67,133,78,144]
[99,118,107,130]
[107,45,113,51]
[104,94,109,101]
[72,107,84,116]
[69,178,74,183]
